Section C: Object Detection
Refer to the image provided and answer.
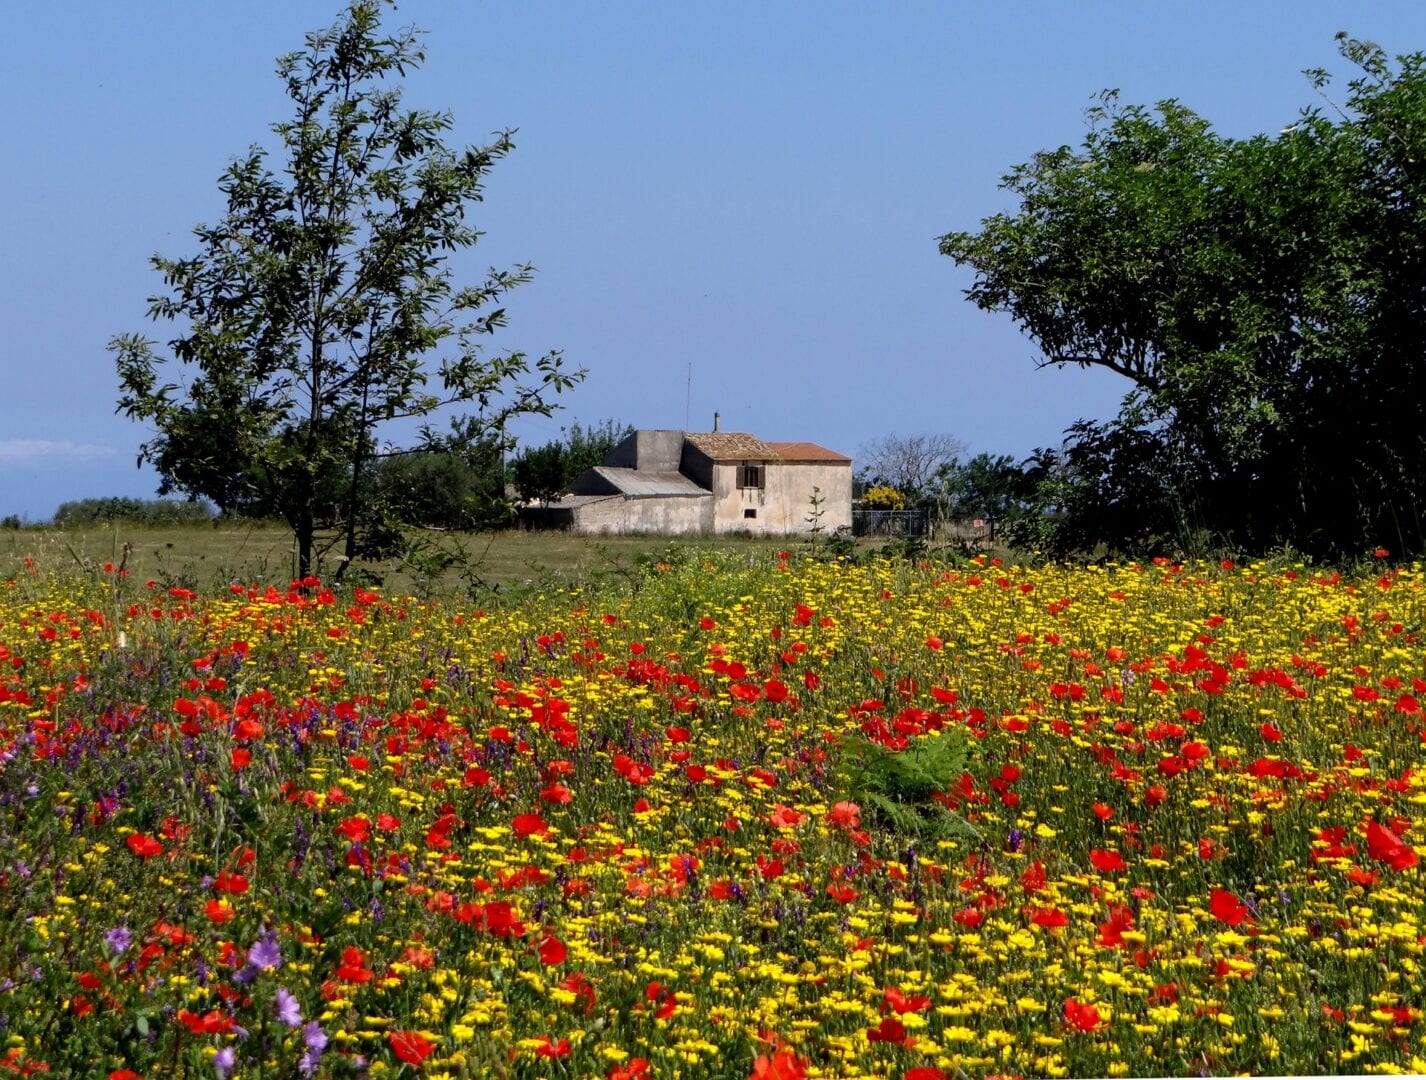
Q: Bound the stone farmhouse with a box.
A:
[526,424,852,536]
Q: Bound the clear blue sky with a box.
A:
[4,2,1425,520]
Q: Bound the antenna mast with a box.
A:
[684,363,692,430]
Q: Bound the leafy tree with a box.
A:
[563,419,634,481]
[112,1,582,580]
[940,36,1426,558]
[369,442,510,534]
[511,442,567,507]
[937,452,1032,541]
[509,418,633,505]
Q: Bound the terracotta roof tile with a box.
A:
[765,441,851,463]
[684,432,777,461]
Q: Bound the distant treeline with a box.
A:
[33,421,633,536]
[51,497,217,527]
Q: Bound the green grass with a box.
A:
[0,522,810,594]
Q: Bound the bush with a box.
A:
[52,497,215,527]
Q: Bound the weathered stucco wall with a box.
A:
[573,495,713,535]
[606,430,686,472]
[708,461,852,534]
[764,462,853,533]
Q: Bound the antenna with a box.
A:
[684,362,692,430]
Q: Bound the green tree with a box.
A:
[510,442,567,507]
[369,442,510,533]
[112,1,581,580]
[508,418,633,506]
[937,452,1031,541]
[940,36,1426,558]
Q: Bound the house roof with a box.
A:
[588,467,711,497]
[684,432,778,461]
[765,441,852,463]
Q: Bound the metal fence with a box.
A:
[852,508,931,538]
[852,509,996,544]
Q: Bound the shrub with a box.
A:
[52,497,215,527]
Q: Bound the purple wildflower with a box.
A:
[275,987,302,1027]
[247,932,282,972]
[214,1046,235,1078]
[104,926,132,956]
[298,1020,328,1076]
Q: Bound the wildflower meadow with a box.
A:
[3,549,1426,1078]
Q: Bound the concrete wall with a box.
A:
[573,495,713,535]
[709,461,852,534]
[605,430,686,472]
[679,444,715,489]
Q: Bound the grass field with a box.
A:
[0,523,802,596]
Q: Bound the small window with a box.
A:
[743,508,757,519]
[737,464,764,490]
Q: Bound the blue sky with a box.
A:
[4,2,1426,520]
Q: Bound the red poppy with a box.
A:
[1208,889,1250,926]
[903,1069,948,1080]
[204,899,235,924]
[1366,820,1419,871]
[768,805,806,829]
[645,980,678,1020]
[537,934,567,966]
[866,1016,908,1043]
[884,986,932,1014]
[177,1008,234,1035]
[1031,907,1069,929]
[335,945,373,983]
[534,1036,572,1059]
[512,812,549,838]
[1089,848,1127,873]
[389,1029,434,1064]
[1063,998,1102,1032]
[751,1050,807,1080]
[125,834,162,859]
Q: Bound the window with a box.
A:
[737,463,764,490]
[743,508,757,519]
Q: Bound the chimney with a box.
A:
[713,411,721,432]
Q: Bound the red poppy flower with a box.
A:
[1031,907,1069,929]
[335,945,373,983]
[1063,998,1102,1032]
[389,1029,434,1064]
[751,1050,807,1080]
[537,935,567,966]
[1089,848,1127,873]
[1366,820,1419,871]
[866,1016,908,1042]
[535,1036,572,1059]
[126,834,162,859]
[1208,889,1250,926]
[512,812,549,838]
[884,986,932,1013]
[204,899,235,924]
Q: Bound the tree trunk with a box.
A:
[296,512,314,582]
[334,447,364,586]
